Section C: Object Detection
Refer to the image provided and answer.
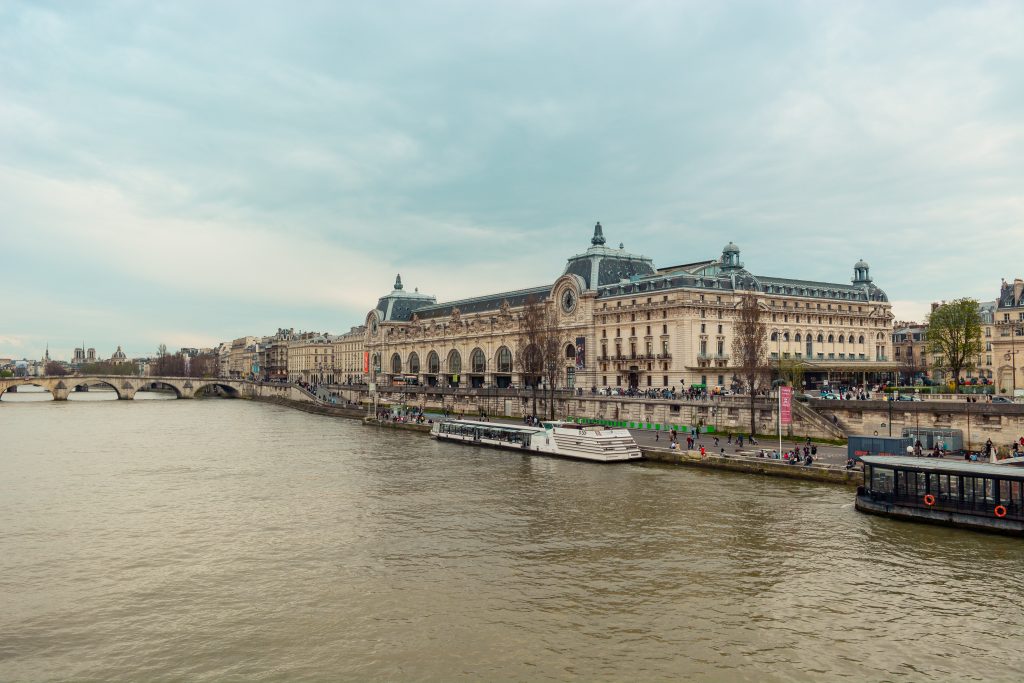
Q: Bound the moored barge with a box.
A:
[856,456,1024,536]
[430,419,642,463]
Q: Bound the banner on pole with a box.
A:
[780,386,793,425]
[575,336,586,370]
[363,352,369,373]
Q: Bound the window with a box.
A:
[471,348,486,373]
[717,324,723,334]
[496,346,512,373]
[408,352,420,373]
[701,323,706,333]
[447,350,461,375]
[391,353,401,373]
[662,324,668,334]
[770,332,778,341]
[428,350,440,374]
[663,375,668,386]
[565,344,576,360]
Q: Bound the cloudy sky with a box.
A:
[2,1,1022,361]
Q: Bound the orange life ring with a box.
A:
[994,505,1007,518]
[923,494,936,506]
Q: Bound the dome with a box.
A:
[855,259,869,269]
[723,242,740,254]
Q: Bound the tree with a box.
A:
[731,292,771,436]
[516,296,561,419]
[926,298,983,394]
[778,357,805,391]
[44,361,68,376]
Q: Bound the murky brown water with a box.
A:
[1,393,1022,681]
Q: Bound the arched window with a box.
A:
[408,352,420,373]
[496,346,512,373]
[770,331,778,341]
[858,335,865,344]
[783,332,790,342]
[390,353,401,373]
[817,334,824,343]
[448,349,462,375]
[828,334,835,343]
[372,353,380,371]
[565,343,576,359]
[427,350,440,374]
[838,335,845,344]
[795,333,802,342]
[471,348,486,373]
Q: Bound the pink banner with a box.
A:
[780,386,793,425]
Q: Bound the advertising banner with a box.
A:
[575,337,586,370]
[363,351,369,374]
[780,386,793,425]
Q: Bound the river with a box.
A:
[1,393,1021,681]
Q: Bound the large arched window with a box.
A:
[391,353,401,373]
[858,335,865,344]
[496,346,512,373]
[372,353,380,371]
[448,349,461,375]
[795,333,802,342]
[565,343,576,359]
[828,334,835,343]
[817,334,824,343]
[838,334,845,344]
[408,352,420,373]
[427,350,440,374]
[783,332,790,342]
[470,348,486,373]
[770,331,778,341]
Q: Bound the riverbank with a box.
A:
[642,447,861,486]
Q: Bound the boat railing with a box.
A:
[860,489,1023,521]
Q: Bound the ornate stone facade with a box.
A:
[363,224,895,392]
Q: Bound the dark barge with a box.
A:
[856,456,1024,536]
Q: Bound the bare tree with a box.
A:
[516,296,560,419]
[44,361,68,376]
[731,292,771,436]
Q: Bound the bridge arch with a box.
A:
[69,379,123,399]
[0,381,55,401]
[135,381,183,399]
[192,381,242,398]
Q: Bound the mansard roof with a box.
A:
[412,285,551,320]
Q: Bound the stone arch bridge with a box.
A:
[0,376,255,401]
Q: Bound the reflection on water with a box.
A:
[0,399,1021,681]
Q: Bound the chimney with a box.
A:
[1014,278,1023,303]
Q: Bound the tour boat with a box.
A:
[430,419,643,463]
[856,455,1024,536]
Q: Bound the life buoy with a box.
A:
[994,505,1007,518]
[923,494,936,506]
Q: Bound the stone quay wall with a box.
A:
[327,386,841,439]
[810,399,1024,451]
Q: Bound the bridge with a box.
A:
[0,375,253,401]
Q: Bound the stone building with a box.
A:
[994,278,1024,395]
[363,223,895,392]
[893,322,930,383]
[287,333,334,385]
[333,326,367,385]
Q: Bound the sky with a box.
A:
[2,0,1022,361]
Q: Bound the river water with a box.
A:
[1,393,1022,681]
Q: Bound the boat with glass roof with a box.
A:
[430,419,642,463]
[856,456,1024,535]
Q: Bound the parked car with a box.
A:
[896,395,922,402]
[991,396,1014,404]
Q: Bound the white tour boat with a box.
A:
[430,419,643,463]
